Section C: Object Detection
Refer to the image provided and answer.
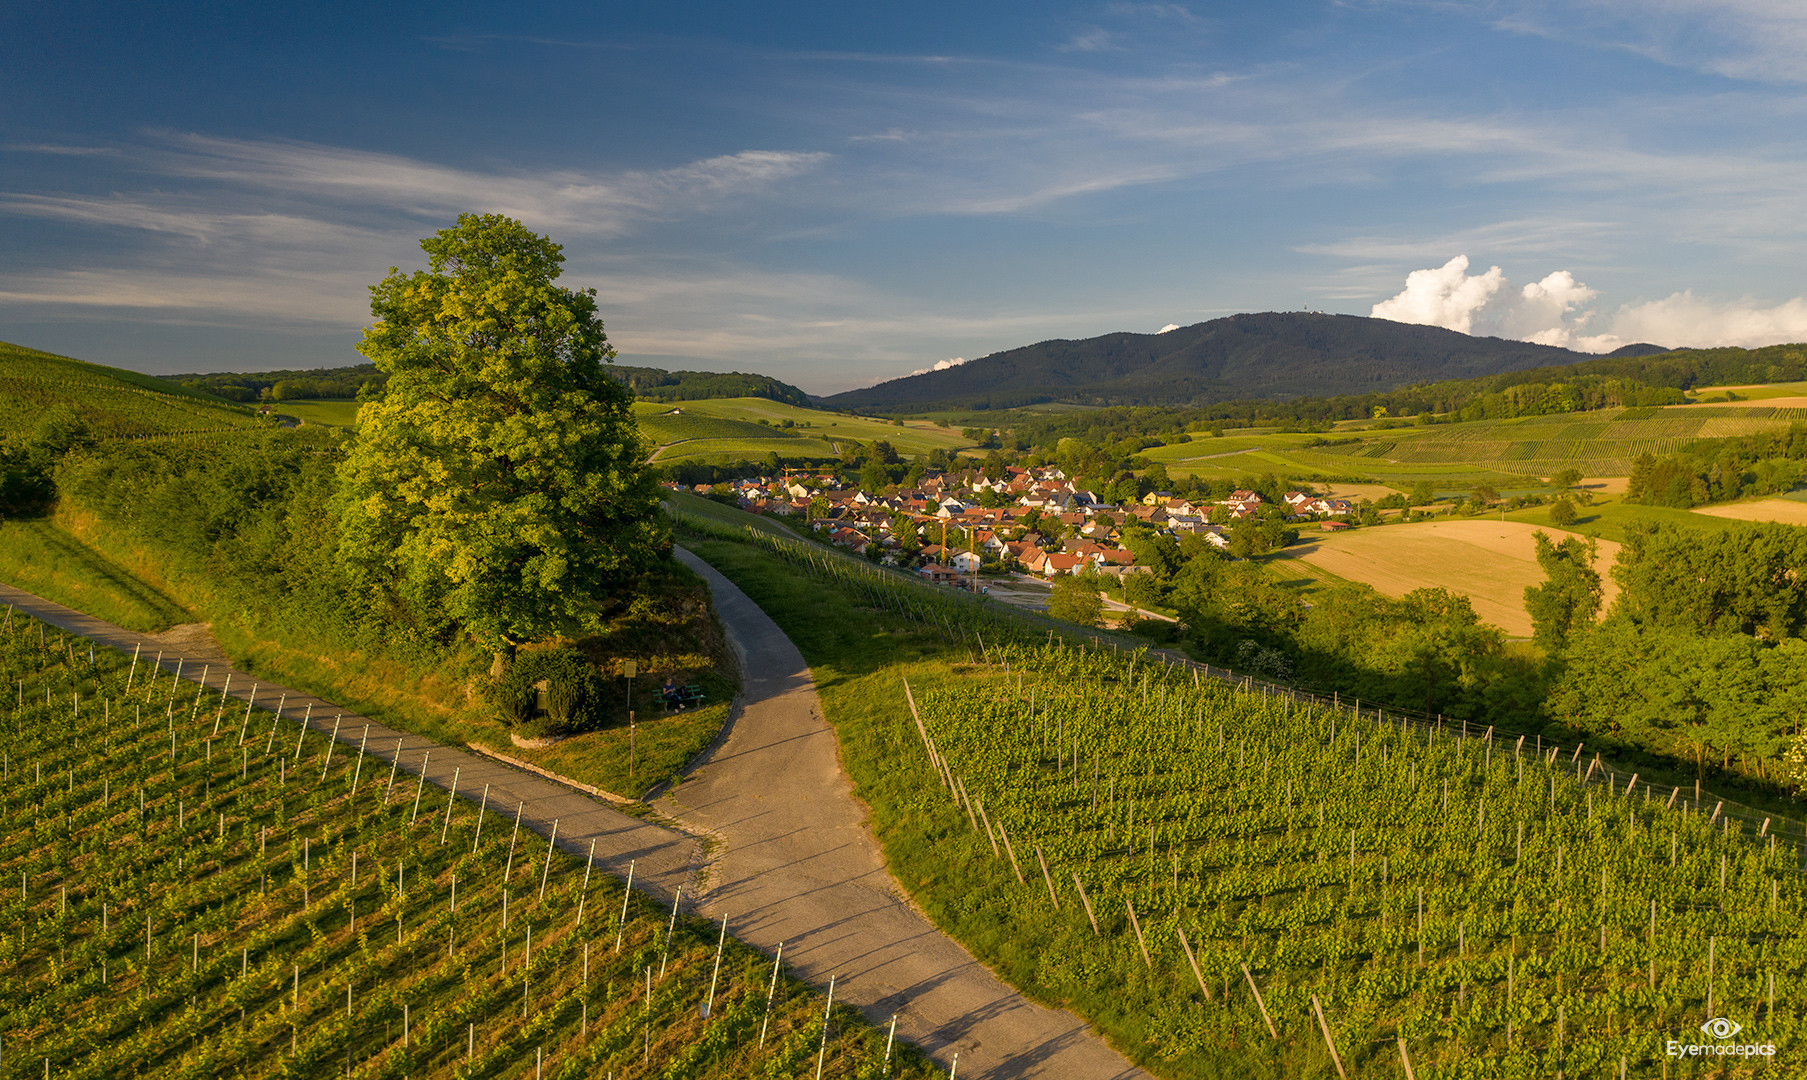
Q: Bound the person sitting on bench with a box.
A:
[662,678,683,711]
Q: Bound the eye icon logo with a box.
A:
[1700,1017,1743,1040]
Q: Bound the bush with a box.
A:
[497,648,606,735]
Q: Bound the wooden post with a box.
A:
[997,822,1026,883]
[1178,927,1212,1001]
[1311,994,1348,1080]
[1036,847,1060,908]
[1071,873,1099,934]
[975,798,1001,857]
[1240,962,1278,1039]
[1125,898,1152,968]
[1397,1037,1418,1080]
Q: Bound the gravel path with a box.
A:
[0,560,1150,1079]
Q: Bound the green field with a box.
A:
[634,398,970,464]
[0,341,260,437]
[275,399,362,428]
[0,616,938,1078]
[1140,404,1807,489]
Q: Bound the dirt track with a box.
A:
[0,555,1148,1079]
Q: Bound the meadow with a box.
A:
[1143,404,1807,492]
[633,398,970,465]
[0,613,939,1078]
[273,399,362,428]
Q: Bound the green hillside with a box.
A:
[0,340,260,438]
[0,619,939,1079]
[1137,403,1807,487]
[633,398,970,465]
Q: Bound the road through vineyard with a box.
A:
[0,558,1149,1080]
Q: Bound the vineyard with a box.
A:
[0,614,939,1079]
[904,643,1807,1077]
[673,518,1807,1078]
[0,341,262,439]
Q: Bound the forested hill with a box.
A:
[174,361,813,408]
[824,312,1605,412]
[611,365,812,406]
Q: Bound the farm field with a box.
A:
[1278,520,1620,638]
[634,397,970,464]
[274,399,362,427]
[1692,499,1807,526]
[0,615,939,1079]
[678,530,1807,1078]
[1687,380,1807,404]
[1148,404,1807,489]
[1499,497,1746,545]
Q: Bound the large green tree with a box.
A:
[336,213,661,664]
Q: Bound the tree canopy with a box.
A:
[336,213,662,658]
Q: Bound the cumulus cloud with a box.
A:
[1609,292,1807,350]
[1373,255,1807,354]
[909,356,969,376]
[1158,323,1181,333]
[1370,255,1505,335]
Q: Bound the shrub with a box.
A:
[497,648,605,735]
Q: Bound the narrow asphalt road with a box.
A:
[0,556,1150,1080]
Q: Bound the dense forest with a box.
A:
[175,361,813,408]
[611,365,812,406]
[1626,422,1807,507]
[172,362,387,402]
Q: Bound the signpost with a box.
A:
[624,661,638,780]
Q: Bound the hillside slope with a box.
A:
[0,340,258,437]
[825,312,1600,411]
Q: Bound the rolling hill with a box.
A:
[824,312,1609,412]
[0,340,260,438]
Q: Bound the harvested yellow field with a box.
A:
[1315,482,1403,503]
[1692,499,1807,526]
[1281,519,1620,638]
[1579,477,1628,495]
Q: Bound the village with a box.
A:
[665,463,1357,592]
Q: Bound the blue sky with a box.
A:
[4,1,1806,394]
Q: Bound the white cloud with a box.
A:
[1607,292,1807,350]
[908,356,969,376]
[1373,255,1807,354]
[1370,255,1505,335]
[1158,323,1181,333]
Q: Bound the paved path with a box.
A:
[666,550,1149,1079]
[0,559,1149,1079]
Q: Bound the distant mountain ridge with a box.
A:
[823,312,1612,412]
